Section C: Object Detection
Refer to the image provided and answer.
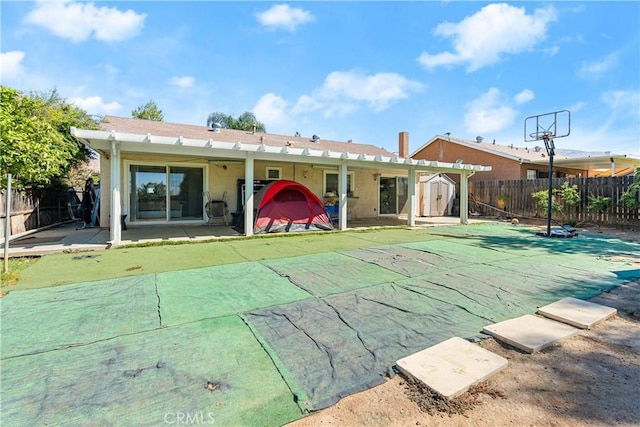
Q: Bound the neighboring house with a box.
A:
[411,135,640,183]
[70,117,491,244]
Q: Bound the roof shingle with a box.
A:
[100,116,396,158]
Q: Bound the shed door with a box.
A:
[429,180,451,216]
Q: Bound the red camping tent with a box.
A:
[242,180,333,234]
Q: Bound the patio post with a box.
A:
[459,171,469,224]
[407,168,416,226]
[338,162,347,230]
[244,155,254,237]
[110,139,122,245]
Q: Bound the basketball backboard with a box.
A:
[524,110,570,143]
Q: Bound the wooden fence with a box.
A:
[0,188,81,241]
[469,176,640,228]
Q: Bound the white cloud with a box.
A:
[418,3,557,72]
[0,51,25,82]
[513,89,535,105]
[25,1,146,42]
[97,62,120,75]
[255,4,314,32]
[253,93,290,128]
[602,90,640,117]
[169,76,195,88]
[578,53,619,80]
[464,88,518,133]
[69,96,122,114]
[293,70,424,117]
[568,101,587,112]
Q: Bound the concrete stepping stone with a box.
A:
[396,337,508,398]
[537,297,617,329]
[482,314,579,354]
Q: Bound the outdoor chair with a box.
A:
[204,191,229,226]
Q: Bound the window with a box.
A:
[323,171,354,196]
[527,169,537,179]
[266,167,281,180]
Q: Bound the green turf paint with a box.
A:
[13,243,248,290]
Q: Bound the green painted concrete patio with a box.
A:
[1,222,638,426]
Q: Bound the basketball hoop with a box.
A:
[528,131,554,142]
[524,110,571,238]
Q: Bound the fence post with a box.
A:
[4,174,12,273]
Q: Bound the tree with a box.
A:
[132,100,164,121]
[1,86,98,191]
[531,182,581,225]
[30,88,98,170]
[206,111,266,132]
[206,112,231,129]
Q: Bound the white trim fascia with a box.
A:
[528,154,640,167]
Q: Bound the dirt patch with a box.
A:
[401,374,506,417]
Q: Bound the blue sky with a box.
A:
[2,1,639,155]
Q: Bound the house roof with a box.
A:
[529,155,640,176]
[71,116,492,174]
[99,116,394,158]
[411,134,639,174]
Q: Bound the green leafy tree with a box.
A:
[1,86,98,191]
[30,88,98,169]
[206,111,265,132]
[132,100,164,121]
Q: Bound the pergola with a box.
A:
[71,127,492,245]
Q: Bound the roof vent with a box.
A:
[534,146,542,152]
[311,135,320,143]
[211,122,222,133]
[476,136,483,143]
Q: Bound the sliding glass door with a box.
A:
[130,164,204,222]
[379,176,408,215]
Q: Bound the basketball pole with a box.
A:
[524,110,570,238]
[543,135,555,237]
